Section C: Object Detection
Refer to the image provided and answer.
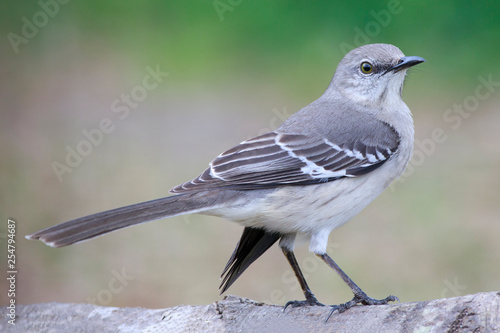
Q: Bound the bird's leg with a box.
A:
[282,248,324,309]
[317,253,398,321]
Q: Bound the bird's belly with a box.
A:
[205,171,393,236]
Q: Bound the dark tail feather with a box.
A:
[219,227,281,294]
[26,192,223,248]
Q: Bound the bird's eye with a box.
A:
[360,62,373,74]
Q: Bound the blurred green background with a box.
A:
[1,1,499,309]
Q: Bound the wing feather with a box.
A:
[171,126,399,193]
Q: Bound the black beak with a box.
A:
[391,56,426,72]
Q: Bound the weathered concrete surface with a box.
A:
[1,292,499,332]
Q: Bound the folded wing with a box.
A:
[171,126,399,193]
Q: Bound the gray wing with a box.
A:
[170,127,400,193]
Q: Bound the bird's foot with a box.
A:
[325,292,398,322]
[283,295,324,310]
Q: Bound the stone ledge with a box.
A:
[1,292,499,332]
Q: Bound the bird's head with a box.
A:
[329,43,425,107]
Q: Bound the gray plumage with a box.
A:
[27,44,424,314]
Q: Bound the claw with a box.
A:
[356,293,398,306]
[324,293,398,322]
[283,297,324,311]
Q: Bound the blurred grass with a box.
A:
[1,1,499,308]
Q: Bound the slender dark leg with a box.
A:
[282,248,324,309]
[318,253,398,321]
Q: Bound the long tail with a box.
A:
[26,191,230,248]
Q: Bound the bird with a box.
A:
[27,43,425,319]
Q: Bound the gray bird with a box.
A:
[27,43,425,319]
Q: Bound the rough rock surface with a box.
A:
[1,292,499,332]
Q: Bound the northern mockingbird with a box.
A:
[27,43,425,318]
